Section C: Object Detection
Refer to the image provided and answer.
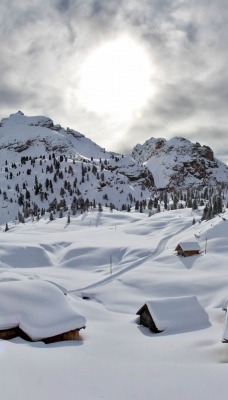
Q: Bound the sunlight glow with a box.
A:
[77,36,155,120]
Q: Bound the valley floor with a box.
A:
[0,208,228,399]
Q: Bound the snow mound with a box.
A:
[0,280,86,340]
[144,295,210,333]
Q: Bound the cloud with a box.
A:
[0,0,227,162]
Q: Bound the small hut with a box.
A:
[0,280,86,343]
[136,295,209,334]
[222,298,228,342]
[222,297,228,311]
[222,311,228,342]
[136,303,162,333]
[175,242,201,257]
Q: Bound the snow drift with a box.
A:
[0,280,86,340]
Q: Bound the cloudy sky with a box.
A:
[0,0,228,161]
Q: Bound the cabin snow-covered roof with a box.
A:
[137,295,209,333]
[0,280,86,340]
[176,242,201,251]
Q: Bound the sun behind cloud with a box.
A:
[77,36,155,121]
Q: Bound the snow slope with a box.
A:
[0,111,110,160]
[1,208,228,399]
[0,112,154,224]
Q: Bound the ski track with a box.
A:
[68,221,188,294]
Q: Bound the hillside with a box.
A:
[0,112,154,224]
[1,208,228,399]
[1,111,228,225]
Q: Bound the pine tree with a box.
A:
[34,175,39,193]
[201,203,209,221]
[25,190,30,200]
[18,193,24,206]
[148,199,153,210]
[213,198,218,215]
[5,222,9,231]
[153,197,158,208]
[192,198,198,210]
[216,196,223,214]
[173,195,179,209]
[206,204,214,220]
[186,197,192,208]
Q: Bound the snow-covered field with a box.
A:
[1,208,228,399]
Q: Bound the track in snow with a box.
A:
[68,222,188,294]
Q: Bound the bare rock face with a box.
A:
[132,137,228,189]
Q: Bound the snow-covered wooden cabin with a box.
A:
[222,298,228,342]
[0,280,86,343]
[136,303,162,333]
[175,242,201,257]
[222,310,228,342]
[222,297,228,311]
[136,296,209,334]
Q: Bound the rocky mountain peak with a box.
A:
[132,136,226,189]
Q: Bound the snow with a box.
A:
[0,112,153,225]
[177,241,201,251]
[0,280,86,339]
[132,136,228,188]
[0,111,113,160]
[1,208,228,399]
[142,295,210,333]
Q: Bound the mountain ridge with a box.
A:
[0,111,227,224]
[132,136,228,188]
[0,111,154,224]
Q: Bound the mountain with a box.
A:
[0,111,114,159]
[1,120,228,399]
[132,137,228,189]
[0,112,154,224]
[1,111,228,225]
